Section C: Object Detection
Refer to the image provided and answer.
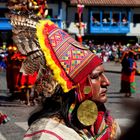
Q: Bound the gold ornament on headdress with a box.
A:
[77,100,98,126]
[83,86,91,94]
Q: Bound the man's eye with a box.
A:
[90,74,99,79]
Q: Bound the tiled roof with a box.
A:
[70,0,140,7]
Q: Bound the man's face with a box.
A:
[89,65,110,103]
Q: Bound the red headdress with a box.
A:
[7,1,102,98]
[36,20,102,94]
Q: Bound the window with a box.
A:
[133,14,140,24]
[92,13,100,26]
[112,13,119,22]
[92,13,100,22]
[0,8,8,17]
[111,12,119,26]
[102,12,110,26]
[121,13,128,26]
[102,13,110,22]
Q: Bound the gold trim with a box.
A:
[77,100,98,126]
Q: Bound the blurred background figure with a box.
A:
[4,45,38,106]
[120,51,129,94]
[0,53,7,71]
[0,111,10,125]
[18,69,38,106]
[5,45,20,95]
[120,50,137,97]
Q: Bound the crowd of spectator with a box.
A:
[83,40,140,62]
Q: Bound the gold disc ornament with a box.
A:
[83,86,91,94]
[77,100,98,126]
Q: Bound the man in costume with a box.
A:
[7,1,121,139]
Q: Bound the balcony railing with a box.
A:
[90,21,130,34]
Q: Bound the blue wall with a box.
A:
[0,18,12,30]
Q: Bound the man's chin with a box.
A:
[99,96,107,103]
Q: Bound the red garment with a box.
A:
[121,57,137,93]
[11,52,25,91]
[11,52,26,60]
[121,59,136,83]
[77,35,83,43]
[94,111,119,140]
[0,112,9,125]
[6,52,24,92]
[19,72,37,89]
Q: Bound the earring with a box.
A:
[77,100,98,126]
[83,86,91,94]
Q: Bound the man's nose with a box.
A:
[101,74,110,86]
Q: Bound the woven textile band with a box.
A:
[36,20,74,92]
[36,20,102,92]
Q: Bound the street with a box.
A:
[0,62,140,140]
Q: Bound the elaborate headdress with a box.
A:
[7,1,102,98]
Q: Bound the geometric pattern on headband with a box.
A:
[48,28,93,79]
[37,20,102,92]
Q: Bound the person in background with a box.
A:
[103,18,108,24]
[122,16,128,26]
[18,69,37,106]
[120,51,129,94]
[10,47,25,93]
[5,45,21,95]
[120,50,137,97]
[0,56,6,71]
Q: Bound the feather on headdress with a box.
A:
[7,1,102,97]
